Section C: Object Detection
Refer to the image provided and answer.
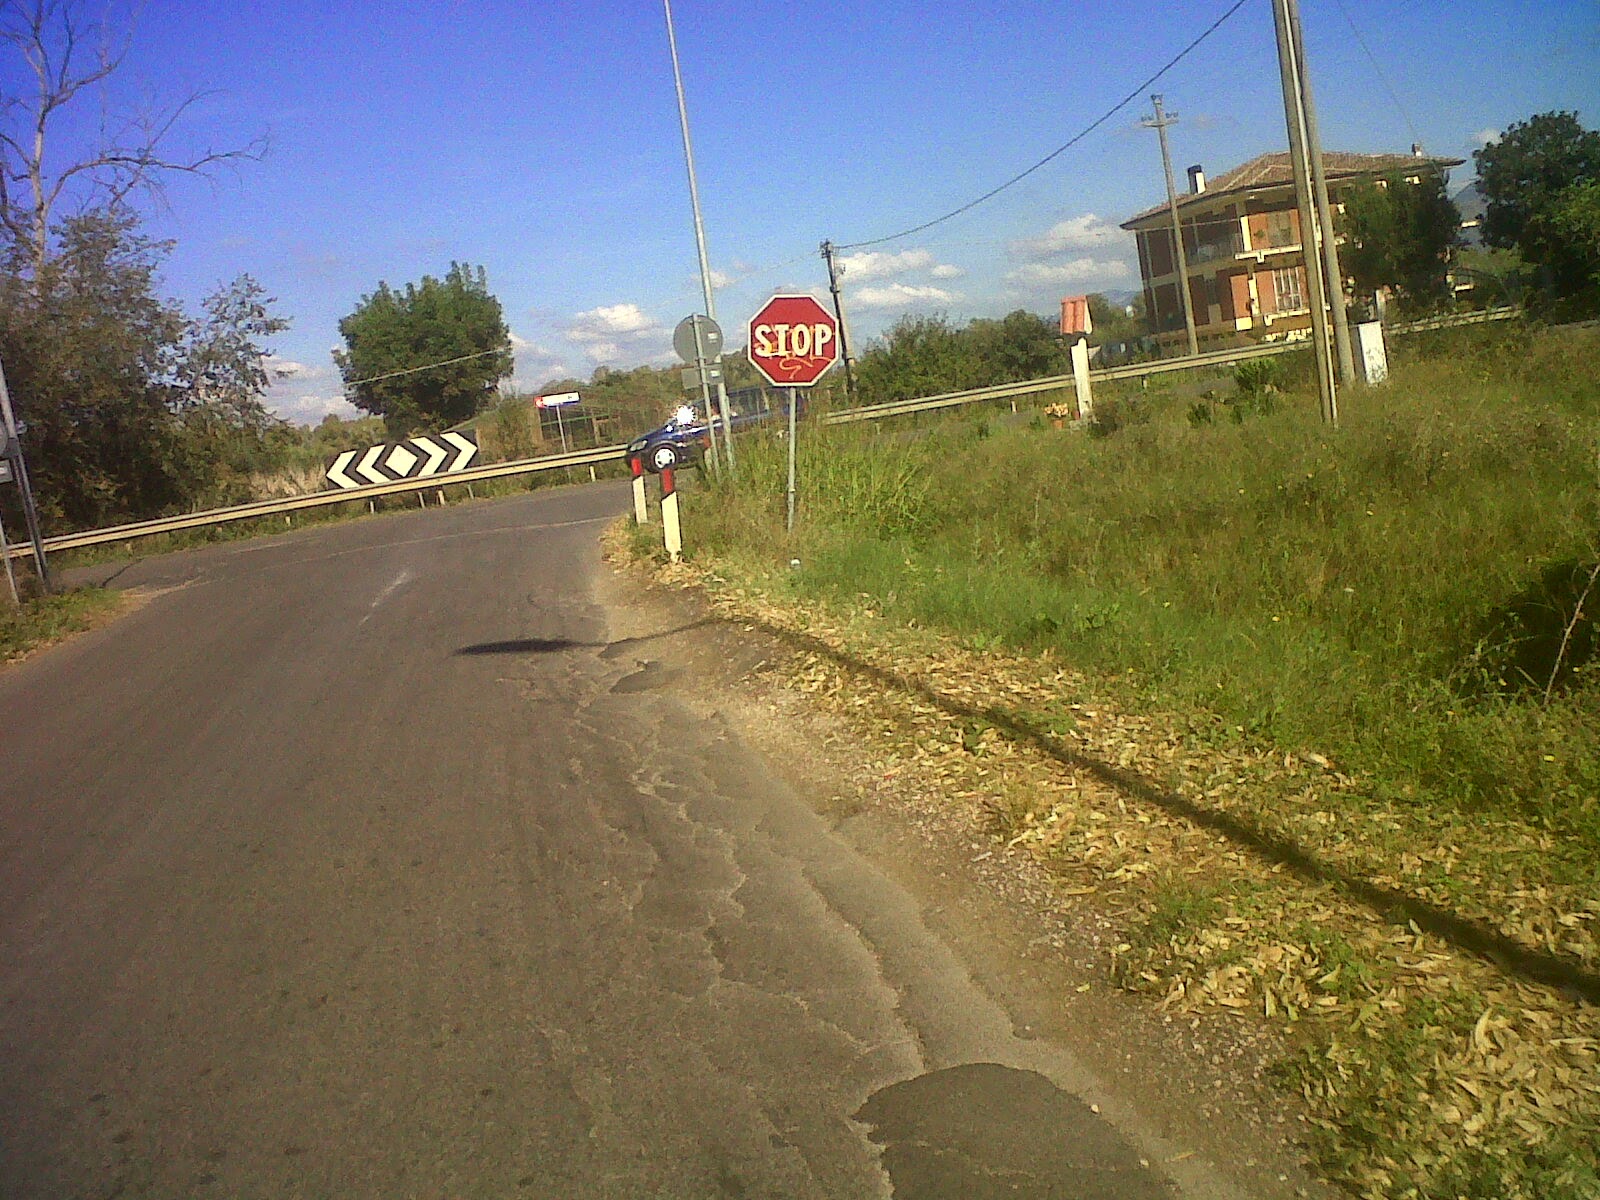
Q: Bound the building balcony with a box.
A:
[1237,242,1304,262]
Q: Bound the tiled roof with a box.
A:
[1120,151,1466,228]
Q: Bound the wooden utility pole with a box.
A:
[1270,0,1338,424]
[820,241,858,403]
[1286,0,1355,384]
[1141,95,1199,358]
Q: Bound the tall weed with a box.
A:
[702,325,1600,844]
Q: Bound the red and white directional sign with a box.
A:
[746,294,839,388]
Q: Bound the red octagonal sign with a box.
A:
[746,294,839,388]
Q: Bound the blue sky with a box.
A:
[10,0,1598,423]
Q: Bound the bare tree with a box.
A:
[0,0,266,277]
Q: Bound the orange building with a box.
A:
[1120,149,1463,348]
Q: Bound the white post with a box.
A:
[785,388,799,532]
[661,467,682,563]
[631,456,650,524]
[1071,337,1094,421]
[1355,320,1389,384]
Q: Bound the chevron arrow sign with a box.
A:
[327,432,478,489]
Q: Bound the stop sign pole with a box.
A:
[746,295,839,531]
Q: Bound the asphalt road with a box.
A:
[2,484,1248,1198]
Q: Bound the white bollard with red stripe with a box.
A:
[660,467,682,563]
[630,455,649,525]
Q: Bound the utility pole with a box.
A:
[663,0,736,474]
[1271,0,1338,424]
[819,240,857,404]
[0,354,51,593]
[1286,0,1355,384]
[1141,95,1199,358]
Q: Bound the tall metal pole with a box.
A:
[1271,0,1338,424]
[820,240,857,403]
[0,354,51,592]
[690,317,722,473]
[0,506,19,607]
[1286,0,1356,384]
[785,388,798,532]
[663,0,736,473]
[1141,95,1199,357]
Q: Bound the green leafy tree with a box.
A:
[1338,172,1461,315]
[1548,180,1600,301]
[0,209,288,526]
[335,263,512,436]
[1085,293,1147,346]
[1474,111,1600,298]
[854,310,1070,404]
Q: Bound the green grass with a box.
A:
[1,587,124,661]
[692,322,1600,847]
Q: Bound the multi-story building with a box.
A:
[1120,149,1463,347]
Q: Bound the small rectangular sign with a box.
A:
[536,392,580,408]
[682,365,723,390]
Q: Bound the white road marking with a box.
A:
[359,568,414,624]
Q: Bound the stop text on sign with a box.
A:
[746,294,840,388]
[751,321,834,360]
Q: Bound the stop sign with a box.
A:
[746,294,839,387]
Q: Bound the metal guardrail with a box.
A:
[1388,306,1519,334]
[4,443,626,560]
[4,306,1530,564]
[822,338,1304,427]
[820,307,1523,427]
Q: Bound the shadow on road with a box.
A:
[734,615,1600,1006]
[454,619,718,659]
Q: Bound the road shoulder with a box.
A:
[595,549,1339,1200]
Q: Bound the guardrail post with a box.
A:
[1071,337,1094,421]
[660,467,682,563]
[630,455,649,525]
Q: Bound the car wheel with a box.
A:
[648,443,681,472]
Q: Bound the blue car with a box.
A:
[626,408,712,473]
[624,388,801,473]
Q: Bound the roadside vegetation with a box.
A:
[1,587,123,662]
[633,319,1600,1198]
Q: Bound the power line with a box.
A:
[1330,0,1422,150]
[340,346,509,390]
[838,0,1254,250]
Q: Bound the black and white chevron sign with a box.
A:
[326,431,479,490]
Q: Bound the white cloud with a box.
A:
[1472,127,1500,147]
[708,268,734,289]
[562,302,672,366]
[930,263,964,279]
[836,247,936,282]
[1012,214,1123,260]
[265,356,310,377]
[260,357,360,426]
[579,340,622,363]
[568,302,659,341]
[852,282,959,310]
[1005,258,1132,287]
[508,330,573,388]
[269,390,361,426]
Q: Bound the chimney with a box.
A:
[1187,164,1206,194]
